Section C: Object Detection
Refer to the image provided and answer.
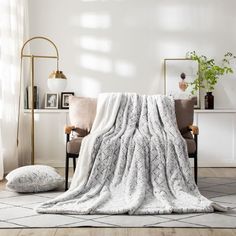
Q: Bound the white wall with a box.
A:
[28,0,236,109]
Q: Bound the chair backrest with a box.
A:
[175,99,194,139]
[69,96,97,135]
[69,96,194,138]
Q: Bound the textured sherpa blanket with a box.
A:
[36,93,227,215]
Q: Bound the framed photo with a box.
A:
[164,58,200,108]
[61,92,74,109]
[45,93,58,109]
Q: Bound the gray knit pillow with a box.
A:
[6,165,64,193]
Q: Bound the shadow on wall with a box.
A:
[67,1,213,97]
[64,0,236,106]
[28,0,236,106]
[68,0,162,97]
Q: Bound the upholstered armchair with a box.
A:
[175,99,198,185]
[64,96,97,190]
[64,97,198,190]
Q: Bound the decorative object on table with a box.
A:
[61,92,74,109]
[26,85,39,109]
[17,36,68,164]
[186,51,236,109]
[45,93,59,109]
[205,91,214,110]
[164,58,200,108]
[6,165,64,193]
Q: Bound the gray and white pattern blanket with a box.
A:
[37,93,226,214]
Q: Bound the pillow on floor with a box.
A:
[6,165,64,193]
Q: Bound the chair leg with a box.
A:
[65,154,69,191]
[73,157,76,172]
[194,156,198,185]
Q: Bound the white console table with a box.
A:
[194,109,236,167]
[24,109,236,167]
[24,109,69,167]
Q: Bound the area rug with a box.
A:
[0,177,235,228]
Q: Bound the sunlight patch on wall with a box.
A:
[81,0,124,2]
[227,59,236,80]
[158,41,192,58]
[0,80,2,119]
[80,13,111,29]
[78,36,112,53]
[80,53,112,73]
[114,60,136,77]
[80,77,101,97]
[81,0,107,1]
[34,114,40,122]
[156,5,190,31]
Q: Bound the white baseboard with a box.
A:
[198,162,236,167]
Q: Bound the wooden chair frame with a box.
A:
[64,125,199,190]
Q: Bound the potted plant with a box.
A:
[186,51,235,109]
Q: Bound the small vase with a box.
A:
[205,92,214,109]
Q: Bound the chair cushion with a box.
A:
[185,138,196,154]
[69,96,97,136]
[68,137,196,155]
[67,137,83,154]
[175,99,194,138]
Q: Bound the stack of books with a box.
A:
[25,86,39,109]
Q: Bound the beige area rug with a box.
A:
[0,177,235,228]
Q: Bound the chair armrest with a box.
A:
[188,125,199,135]
[64,126,89,136]
[64,125,75,134]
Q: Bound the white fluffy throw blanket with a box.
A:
[37,93,226,214]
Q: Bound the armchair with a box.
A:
[64,97,198,190]
[64,126,86,191]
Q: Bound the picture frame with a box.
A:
[45,93,59,109]
[164,58,200,109]
[61,92,74,109]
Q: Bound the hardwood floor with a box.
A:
[0,228,236,236]
[198,168,236,177]
[0,168,236,236]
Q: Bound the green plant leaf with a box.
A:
[186,51,235,94]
